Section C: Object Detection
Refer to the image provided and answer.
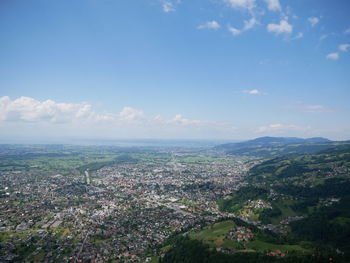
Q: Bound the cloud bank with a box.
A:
[0,96,236,139]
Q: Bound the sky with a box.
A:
[0,0,350,141]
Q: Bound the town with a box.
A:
[0,148,254,262]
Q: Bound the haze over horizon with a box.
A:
[1,0,350,141]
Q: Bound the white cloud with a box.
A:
[162,1,175,13]
[344,27,350,34]
[170,114,203,126]
[0,96,235,138]
[339,44,350,52]
[308,17,319,27]
[161,0,181,13]
[257,123,283,132]
[228,17,258,36]
[326,53,339,60]
[295,104,335,113]
[264,0,281,11]
[243,17,258,31]
[198,21,220,30]
[0,96,148,124]
[119,107,144,121]
[225,0,256,10]
[244,89,261,95]
[0,96,96,123]
[267,19,293,34]
[228,25,241,35]
[154,114,212,126]
[257,123,307,133]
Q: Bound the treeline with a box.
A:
[218,186,268,213]
[77,154,138,173]
[274,178,350,199]
[258,206,282,224]
[160,236,349,263]
[290,196,350,254]
[182,182,215,191]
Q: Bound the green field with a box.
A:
[190,220,235,247]
[0,144,175,175]
[189,220,309,253]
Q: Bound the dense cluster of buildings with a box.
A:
[228,226,254,242]
[0,152,251,262]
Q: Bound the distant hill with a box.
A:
[215,136,339,158]
[248,143,350,183]
[217,136,331,149]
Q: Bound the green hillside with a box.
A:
[161,144,350,263]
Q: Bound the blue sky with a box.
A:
[0,0,349,140]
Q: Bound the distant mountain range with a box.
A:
[215,136,348,158]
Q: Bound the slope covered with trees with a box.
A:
[161,144,350,263]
